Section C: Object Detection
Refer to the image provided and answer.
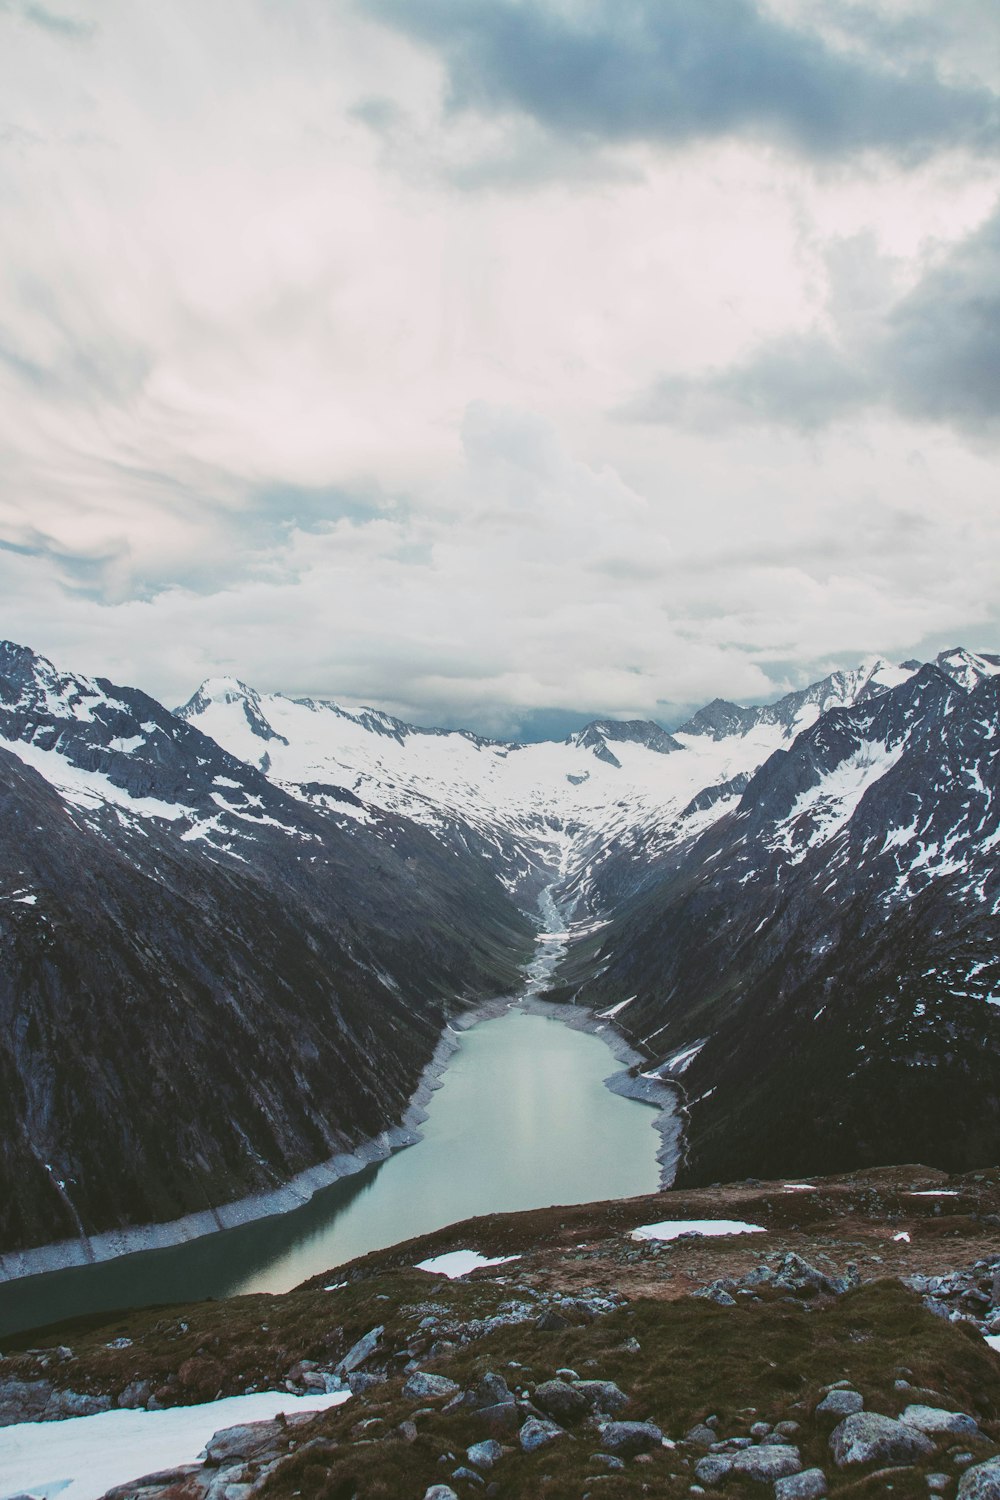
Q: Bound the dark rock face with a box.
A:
[0,643,532,1256]
[576,665,1000,1185]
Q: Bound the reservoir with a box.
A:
[0,1006,664,1338]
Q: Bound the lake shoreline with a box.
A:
[0,988,681,1291]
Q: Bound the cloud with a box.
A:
[625,203,1000,437]
[365,0,1000,163]
[0,1,95,39]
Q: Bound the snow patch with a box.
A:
[415,1250,522,1279]
[0,1388,351,1500]
[630,1219,766,1243]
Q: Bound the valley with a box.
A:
[0,639,999,1297]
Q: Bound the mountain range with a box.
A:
[1,639,998,1263]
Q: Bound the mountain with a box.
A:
[2,637,999,1264]
[0,643,531,1257]
[567,659,1000,1185]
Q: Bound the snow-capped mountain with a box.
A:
[0,642,530,1256]
[177,646,1000,913]
[1,636,998,1257]
[569,659,1000,1186]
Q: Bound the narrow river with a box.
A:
[0,896,663,1337]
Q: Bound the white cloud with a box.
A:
[0,1,998,733]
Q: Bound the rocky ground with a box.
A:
[3,1164,1000,1498]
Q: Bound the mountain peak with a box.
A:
[178,678,287,744]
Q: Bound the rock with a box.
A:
[467,1438,503,1470]
[203,1419,283,1464]
[519,1416,565,1452]
[750,1421,773,1439]
[403,1372,460,1400]
[774,1421,802,1438]
[0,1379,54,1426]
[958,1458,1000,1500]
[731,1444,803,1482]
[830,1412,937,1468]
[815,1389,864,1420]
[534,1309,571,1331]
[695,1454,735,1485]
[472,1372,513,1408]
[336,1325,384,1375]
[476,1401,521,1437]
[424,1489,459,1500]
[775,1468,828,1500]
[533,1378,590,1424]
[928,1477,950,1494]
[574,1379,630,1415]
[45,1390,112,1419]
[347,1371,381,1396]
[902,1406,983,1439]
[117,1379,153,1410]
[597,1420,664,1457]
[712,1438,753,1451]
[591,1452,626,1472]
[451,1466,484,1486]
[685,1423,719,1448]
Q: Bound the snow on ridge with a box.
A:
[0,1388,352,1500]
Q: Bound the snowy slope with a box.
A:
[178,654,971,905]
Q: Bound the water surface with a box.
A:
[0,1007,661,1337]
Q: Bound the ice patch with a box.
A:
[630,1219,766,1243]
[0,1388,351,1500]
[415,1250,521,1279]
[782,1184,817,1192]
[894,1231,911,1242]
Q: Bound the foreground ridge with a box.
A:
[2,1165,1000,1498]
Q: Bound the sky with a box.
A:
[1,0,998,737]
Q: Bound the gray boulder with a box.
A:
[695,1454,735,1485]
[519,1416,565,1452]
[467,1438,503,1470]
[902,1405,982,1439]
[423,1489,459,1500]
[336,1325,383,1375]
[574,1379,630,1415]
[686,1422,720,1448]
[203,1418,284,1464]
[533,1378,589,1424]
[775,1469,827,1500]
[830,1412,936,1468]
[403,1371,460,1400]
[959,1458,1000,1500]
[597,1420,664,1457]
[731,1445,803,1482]
[816,1389,864,1420]
[472,1372,513,1408]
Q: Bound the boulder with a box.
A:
[959,1458,1000,1500]
[467,1438,503,1470]
[519,1416,565,1452]
[695,1454,735,1485]
[902,1405,982,1439]
[597,1420,664,1457]
[403,1372,460,1400]
[533,1378,589,1424]
[830,1412,936,1468]
[574,1379,630,1415]
[775,1469,827,1500]
[731,1444,803,1482]
[336,1325,383,1375]
[472,1372,513,1408]
[686,1422,720,1448]
[202,1419,283,1465]
[815,1389,864,1420]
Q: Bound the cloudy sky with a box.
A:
[1,0,999,735]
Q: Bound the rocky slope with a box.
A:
[0,642,532,1258]
[4,1165,1000,1498]
[565,661,1000,1186]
